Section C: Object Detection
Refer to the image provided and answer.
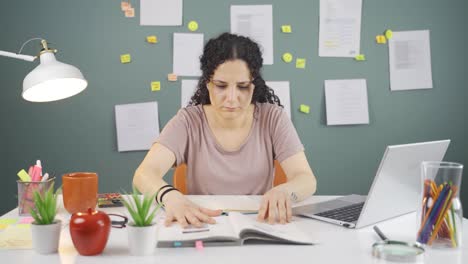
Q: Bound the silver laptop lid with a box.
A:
[355,140,450,228]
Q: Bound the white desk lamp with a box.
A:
[0,38,87,102]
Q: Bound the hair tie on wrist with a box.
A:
[159,187,179,205]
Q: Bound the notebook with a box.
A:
[293,140,450,228]
[156,212,316,247]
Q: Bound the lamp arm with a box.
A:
[0,50,36,62]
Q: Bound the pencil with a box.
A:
[428,190,455,245]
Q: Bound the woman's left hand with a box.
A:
[257,187,292,224]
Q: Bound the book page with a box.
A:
[188,195,260,213]
[156,215,238,243]
[228,212,316,245]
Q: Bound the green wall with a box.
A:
[1,0,467,216]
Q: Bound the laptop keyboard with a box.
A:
[315,202,364,223]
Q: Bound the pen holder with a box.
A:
[416,162,463,249]
[17,177,55,216]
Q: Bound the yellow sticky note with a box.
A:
[188,21,199,32]
[282,53,293,63]
[281,25,292,33]
[376,35,386,44]
[17,169,31,182]
[299,104,310,114]
[0,219,18,225]
[296,58,306,69]
[0,225,32,249]
[0,224,8,230]
[385,29,393,39]
[120,54,131,64]
[167,73,178,82]
[151,81,161,91]
[354,54,366,61]
[125,7,135,18]
[146,35,158,43]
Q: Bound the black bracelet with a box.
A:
[156,184,173,204]
[158,187,178,205]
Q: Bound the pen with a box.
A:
[41,173,49,182]
[182,228,210,234]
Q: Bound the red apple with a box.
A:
[70,208,111,255]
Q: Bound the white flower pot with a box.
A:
[31,220,62,254]
[127,223,157,255]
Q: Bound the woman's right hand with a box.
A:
[162,191,222,228]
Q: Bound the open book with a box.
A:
[157,212,316,247]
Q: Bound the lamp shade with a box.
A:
[22,52,87,102]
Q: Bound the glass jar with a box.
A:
[416,161,463,249]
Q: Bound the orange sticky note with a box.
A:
[295,58,306,69]
[121,1,130,11]
[376,35,386,44]
[146,35,158,43]
[151,81,161,91]
[120,54,131,64]
[167,73,178,82]
[125,7,135,18]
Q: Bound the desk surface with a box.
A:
[1,195,466,264]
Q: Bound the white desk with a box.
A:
[1,196,467,264]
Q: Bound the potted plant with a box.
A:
[122,187,162,255]
[29,184,61,254]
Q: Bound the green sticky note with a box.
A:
[300,104,310,114]
[120,54,131,64]
[296,58,306,69]
[281,25,292,33]
[385,29,393,39]
[0,219,18,225]
[354,54,366,61]
[17,169,31,182]
[282,52,293,63]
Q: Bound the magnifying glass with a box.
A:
[372,226,425,262]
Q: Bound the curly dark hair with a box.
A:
[188,33,282,107]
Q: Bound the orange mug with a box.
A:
[62,172,98,214]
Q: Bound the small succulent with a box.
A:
[30,184,59,225]
[121,187,161,227]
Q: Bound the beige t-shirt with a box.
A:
[156,103,304,195]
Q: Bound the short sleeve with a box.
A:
[155,110,189,166]
[271,109,304,162]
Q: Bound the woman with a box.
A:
[133,33,316,227]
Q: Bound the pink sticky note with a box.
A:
[19,217,34,224]
[195,240,204,250]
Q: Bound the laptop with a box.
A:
[293,140,450,228]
